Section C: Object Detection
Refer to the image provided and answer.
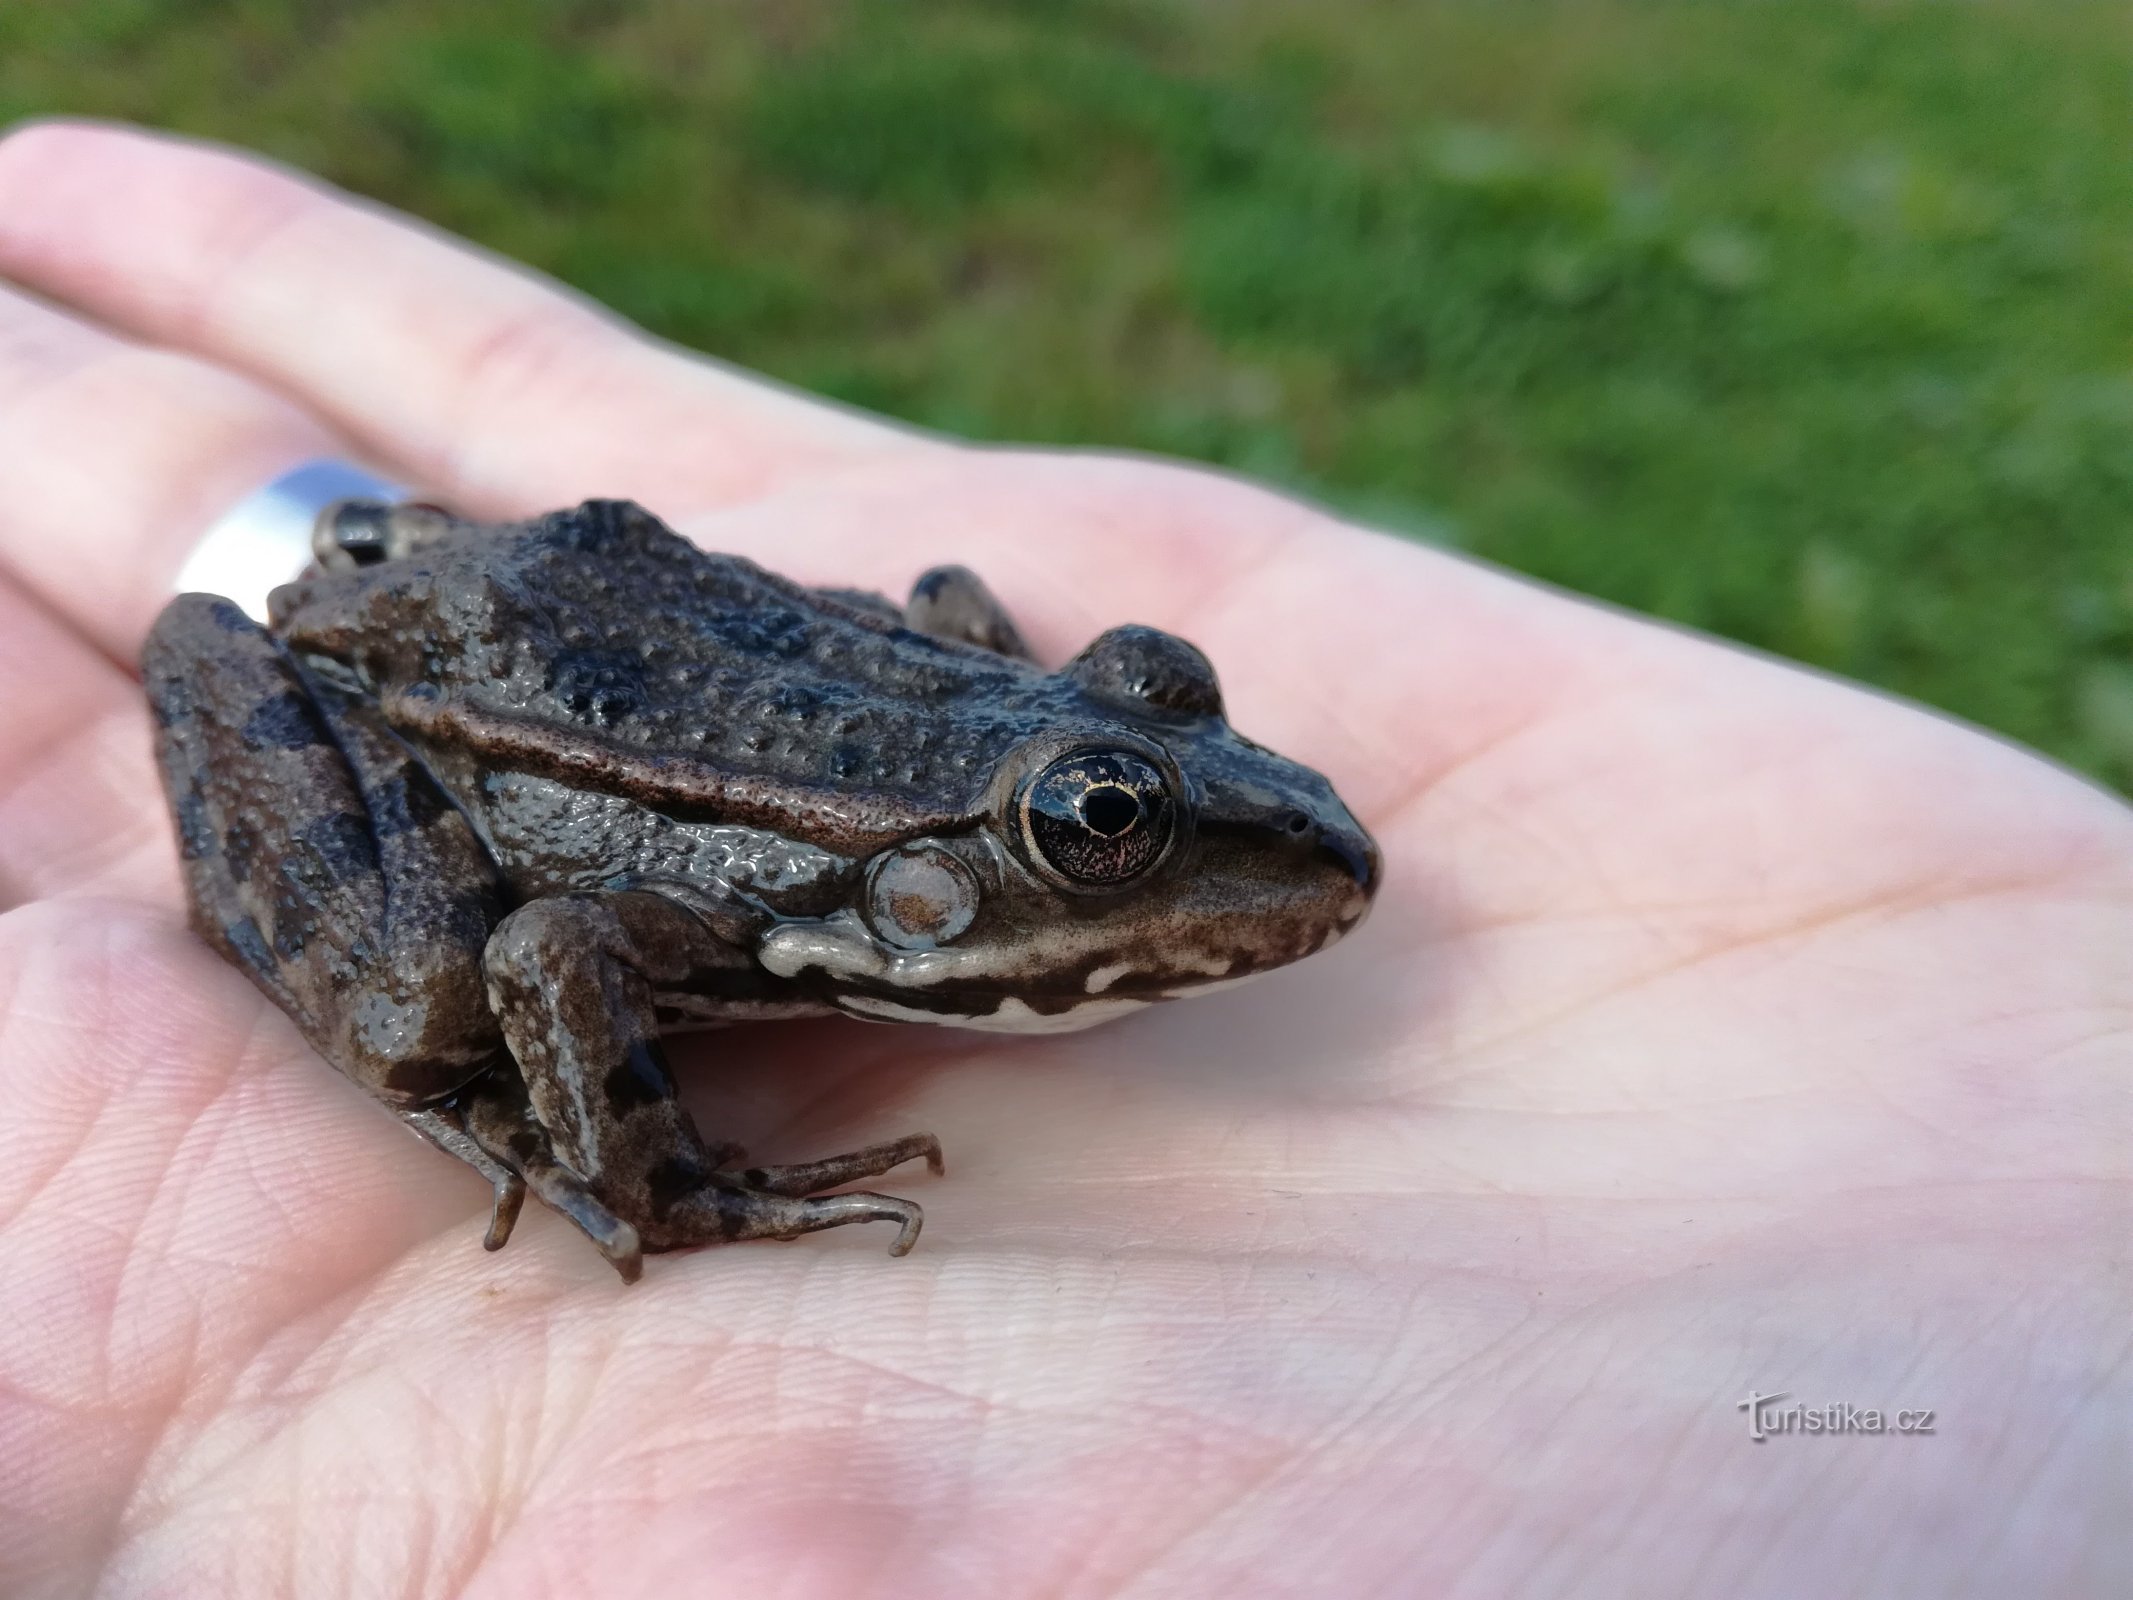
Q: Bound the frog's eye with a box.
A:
[1020,749,1177,889]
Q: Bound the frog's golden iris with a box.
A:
[1018,748,1177,890]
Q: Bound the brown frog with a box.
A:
[143,498,1380,1281]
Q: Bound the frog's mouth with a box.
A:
[754,878,1370,1035]
[828,966,1281,1033]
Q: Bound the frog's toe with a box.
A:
[533,1173,642,1281]
[645,1181,928,1256]
[482,1171,527,1251]
[735,1132,944,1197]
[775,1188,924,1256]
[600,1222,645,1285]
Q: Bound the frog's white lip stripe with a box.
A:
[1084,960,1135,993]
[839,993,1154,1033]
[177,458,410,621]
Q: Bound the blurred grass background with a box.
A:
[5,0,2132,787]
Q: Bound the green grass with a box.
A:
[6,0,2132,787]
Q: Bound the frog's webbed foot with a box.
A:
[668,1132,946,1256]
[904,565,1035,661]
[658,1177,929,1258]
[639,1127,944,1258]
[451,1090,939,1272]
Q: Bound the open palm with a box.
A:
[0,124,2125,1600]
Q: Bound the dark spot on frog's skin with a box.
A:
[713,607,811,659]
[174,791,216,861]
[222,916,275,978]
[765,681,823,721]
[242,690,329,751]
[222,817,260,882]
[298,811,379,880]
[370,769,450,838]
[439,885,501,937]
[379,1056,419,1092]
[272,902,309,961]
[645,1155,713,1225]
[548,649,646,726]
[604,1040,674,1116]
[207,600,254,634]
[509,1129,541,1162]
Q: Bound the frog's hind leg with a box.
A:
[818,566,1033,661]
[312,498,461,572]
[143,594,513,1202]
[904,565,1034,661]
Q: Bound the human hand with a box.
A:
[0,122,2124,1599]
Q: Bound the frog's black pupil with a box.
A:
[1082,785,1141,836]
[1023,750,1176,888]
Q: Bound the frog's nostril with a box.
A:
[1282,808,1312,836]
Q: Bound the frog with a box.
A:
[142,496,1381,1282]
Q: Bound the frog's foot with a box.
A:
[313,497,460,571]
[523,1161,644,1283]
[651,1178,929,1258]
[404,1107,526,1251]
[459,1083,646,1282]
[904,565,1034,661]
[637,1137,943,1257]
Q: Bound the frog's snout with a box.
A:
[1313,818,1380,899]
[1269,796,1380,905]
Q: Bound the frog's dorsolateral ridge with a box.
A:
[143,498,1380,1281]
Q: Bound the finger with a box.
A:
[0,119,917,518]
[0,576,177,909]
[0,279,348,651]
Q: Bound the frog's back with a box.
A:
[271,500,1086,849]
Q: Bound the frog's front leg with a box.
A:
[470,890,942,1279]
